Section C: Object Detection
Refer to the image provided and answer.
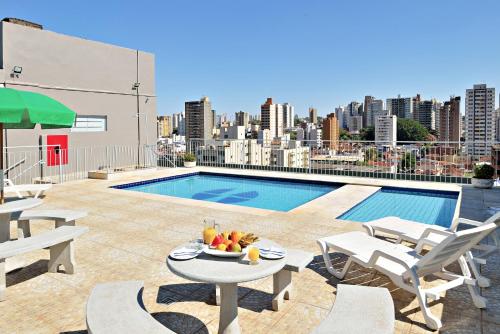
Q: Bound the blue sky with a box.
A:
[3,0,500,117]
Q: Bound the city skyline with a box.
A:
[3,0,500,116]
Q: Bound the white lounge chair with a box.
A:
[317,222,497,330]
[3,179,52,199]
[362,212,500,287]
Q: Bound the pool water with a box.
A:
[338,188,458,228]
[114,173,339,212]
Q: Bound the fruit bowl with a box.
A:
[204,247,248,258]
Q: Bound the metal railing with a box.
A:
[3,145,157,184]
[2,140,499,185]
[159,138,499,184]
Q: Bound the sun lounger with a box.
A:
[3,178,52,199]
[362,212,500,287]
[317,221,497,330]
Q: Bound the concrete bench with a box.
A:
[215,248,314,310]
[16,209,88,239]
[86,281,175,334]
[0,225,88,301]
[311,284,395,334]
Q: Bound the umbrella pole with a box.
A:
[0,123,4,203]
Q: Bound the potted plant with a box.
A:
[471,163,495,189]
[183,153,197,168]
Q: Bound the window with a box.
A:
[71,115,107,132]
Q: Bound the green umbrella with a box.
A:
[0,88,76,201]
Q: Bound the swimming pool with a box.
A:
[338,188,459,228]
[113,172,340,211]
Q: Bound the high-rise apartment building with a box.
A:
[297,123,322,148]
[322,113,339,150]
[439,96,461,145]
[185,96,214,142]
[348,116,363,134]
[261,98,284,139]
[283,103,295,129]
[309,107,318,125]
[465,84,496,157]
[335,106,348,129]
[365,98,384,127]
[387,95,413,119]
[235,111,249,128]
[157,115,173,138]
[413,95,437,130]
[495,107,500,141]
[346,101,362,116]
[375,115,397,147]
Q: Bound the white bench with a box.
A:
[311,284,395,334]
[0,225,88,301]
[16,209,88,238]
[215,248,314,310]
[86,281,175,334]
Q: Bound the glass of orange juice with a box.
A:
[248,247,259,265]
[203,219,216,245]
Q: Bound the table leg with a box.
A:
[0,213,25,273]
[218,283,240,334]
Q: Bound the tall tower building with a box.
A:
[465,84,496,157]
[283,103,295,129]
[365,98,384,127]
[157,115,173,138]
[387,95,413,119]
[413,96,437,130]
[261,98,284,139]
[375,115,397,147]
[335,106,347,130]
[185,96,214,142]
[439,96,461,145]
[322,113,339,150]
[235,111,249,127]
[309,107,318,125]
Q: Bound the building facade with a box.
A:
[465,84,496,157]
[322,113,339,151]
[234,111,249,128]
[283,103,295,129]
[0,18,157,149]
[185,97,214,142]
[387,95,413,119]
[365,98,384,128]
[309,107,318,125]
[375,115,397,147]
[261,98,284,139]
[439,96,461,145]
[157,116,172,138]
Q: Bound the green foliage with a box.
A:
[339,129,351,140]
[398,152,416,172]
[360,126,375,141]
[397,119,429,142]
[289,131,297,140]
[473,164,495,179]
[183,153,196,162]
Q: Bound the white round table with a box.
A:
[167,239,286,334]
[0,198,43,272]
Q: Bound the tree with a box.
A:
[397,119,429,142]
[289,131,297,140]
[398,152,416,172]
[365,147,378,162]
[339,129,351,140]
[360,126,375,141]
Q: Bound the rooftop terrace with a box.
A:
[1,167,499,333]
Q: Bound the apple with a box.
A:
[230,242,242,253]
[211,235,224,247]
[216,244,227,251]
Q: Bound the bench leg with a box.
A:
[215,284,221,306]
[48,240,76,274]
[0,259,5,301]
[55,219,75,228]
[272,269,292,311]
[17,220,31,239]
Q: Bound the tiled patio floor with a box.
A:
[0,168,498,333]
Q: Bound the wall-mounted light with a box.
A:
[13,66,23,74]
[132,82,140,90]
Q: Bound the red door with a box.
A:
[47,135,68,166]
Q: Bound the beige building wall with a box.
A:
[0,20,157,149]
